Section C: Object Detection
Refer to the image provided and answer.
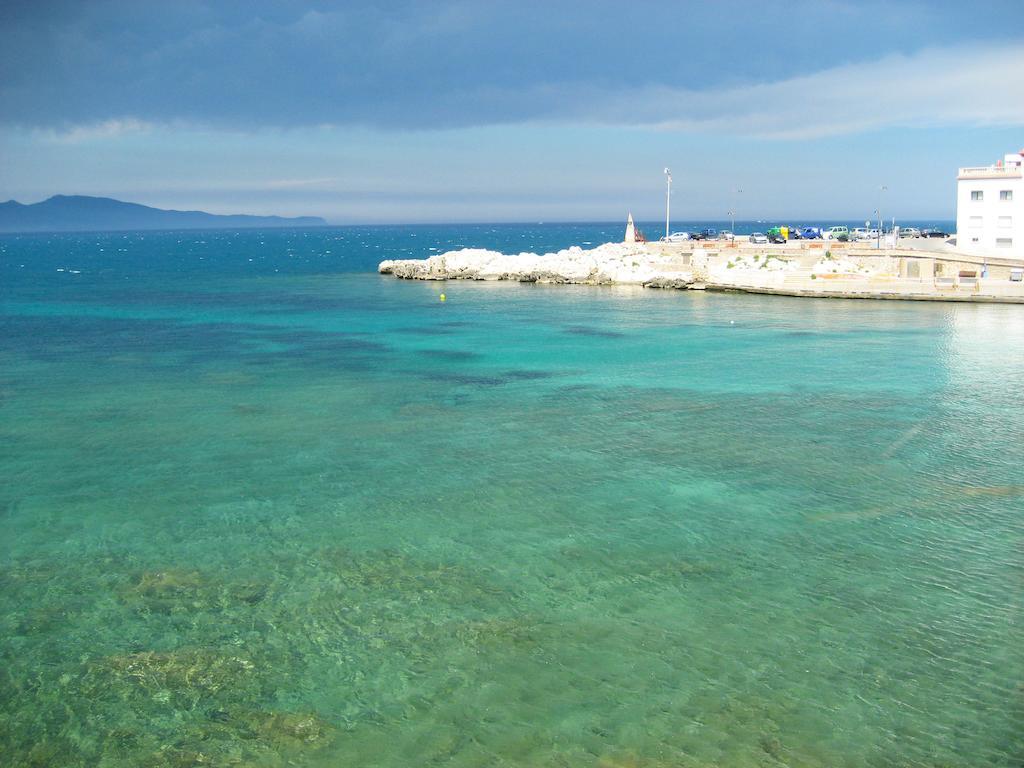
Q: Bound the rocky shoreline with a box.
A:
[378,243,697,289]
[379,241,1024,303]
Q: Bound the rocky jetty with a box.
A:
[379,242,696,289]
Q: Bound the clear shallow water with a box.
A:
[0,227,1021,767]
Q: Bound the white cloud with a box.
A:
[26,43,1024,146]
[561,43,1024,139]
[37,118,155,144]
[261,177,341,189]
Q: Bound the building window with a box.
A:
[971,190,983,201]
[996,238,1012,248]
[969,216,982,229]
[998,216,1012,229]
[1000,190,1013,201]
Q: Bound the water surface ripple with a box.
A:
[1,228,1021,767]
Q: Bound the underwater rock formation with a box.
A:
[85,647,259,702]
[119,569,268,614]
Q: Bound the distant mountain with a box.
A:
[0,195,327,233]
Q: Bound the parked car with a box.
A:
[719,230,735,241]
[898,227,922,238]
[663,231,691,242]
[851,227,873,241]
[825,226,849,240]
[767,226,787,244]
[749,232,769,244]
[922,229,949,238]
[798,227,823,239]
[692,228,719,241]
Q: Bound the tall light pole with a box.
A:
[664,168,672,240]
[877,185,887,249]
[728,188,742,235]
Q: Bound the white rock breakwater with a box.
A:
[378,243,696,289]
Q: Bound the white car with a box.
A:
[664,231,691,242]
[749,232,768,244]
[851,228,873,241]
[899,227,921,238]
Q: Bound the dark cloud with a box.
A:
[1,0,1019,130]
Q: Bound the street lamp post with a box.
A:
[664,168,672,240]
[877,185,887,249]
[729,188,742,235]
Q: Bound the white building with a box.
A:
[956,150,1023,258]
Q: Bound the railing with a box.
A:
[958,165,1022,178]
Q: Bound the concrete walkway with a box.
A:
[707,277,1024,303]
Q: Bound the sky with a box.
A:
[1,0,1022,223]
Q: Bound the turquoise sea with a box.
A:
[1,225,1021,768]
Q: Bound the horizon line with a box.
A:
[0,216,959,238]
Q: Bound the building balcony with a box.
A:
[958,165,1022,180]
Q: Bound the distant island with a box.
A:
[0,195,327,233]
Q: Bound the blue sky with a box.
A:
[1,1,1022,223]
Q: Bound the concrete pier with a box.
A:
[649,239,1024,304]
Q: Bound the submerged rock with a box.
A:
[126,570,206,611]
[243,709,332,748]
[230,582,268,605]
[138,708,333,767]
[119,569,268,614]
[83,647,260,705]
[11,646,332,767]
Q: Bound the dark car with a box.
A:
[798,227,823,239]
[691,228,718,241]
[922,229,949,238]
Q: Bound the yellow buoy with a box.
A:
[439,293,446,302]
